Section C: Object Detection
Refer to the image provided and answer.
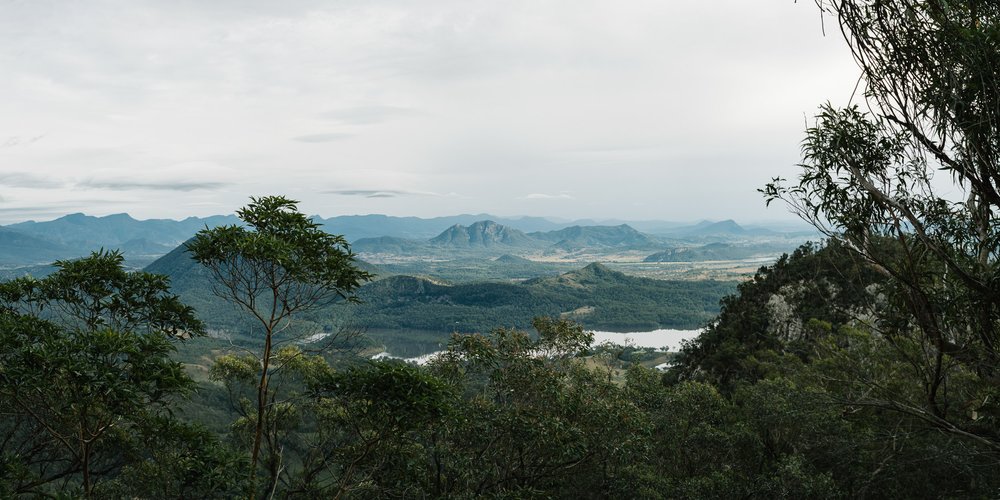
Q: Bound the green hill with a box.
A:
[346,263,733,332]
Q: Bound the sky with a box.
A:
[0,0,860,225]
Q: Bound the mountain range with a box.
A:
[0,211,812,268]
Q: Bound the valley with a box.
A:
[0,210,806,357]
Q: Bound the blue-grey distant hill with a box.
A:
[350,236,429,255]
[659,219,789,239]
[0,227,78,267]
[430,220,540,248]
[528,224,659,250]
[1,211,812,270]
[352,221,543,255]
[644,242,792,262]
[317,214,573,242]
[353,220,671,257]
[8,213,239,251]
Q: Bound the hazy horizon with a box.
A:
[3,207,816,231]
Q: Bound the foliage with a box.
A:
[0,249,204,338]
[417,318,644,497]
[667,240,882,391]
[0,311,223,497]
[762,0,1000,458]
[667,232,1000,495]
[0,251,241,498]
[290,360,457,497]
[283,318,646,498]
[101,418,247,499]
[187,195,372,495]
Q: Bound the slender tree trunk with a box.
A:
[82,440,92,498]
[249,327,274,499]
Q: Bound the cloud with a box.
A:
[0,173,66,189]
[324,189,438,198]
[79,180,231,191]
[2,135,45,148]
[0,0,857,223]
[292,133,353,143]
[318,105,422,125]
[525,193,574,200]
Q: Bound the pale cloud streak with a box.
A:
[324,189,444,199]
[525,193,574,200]
[78,180,231,191]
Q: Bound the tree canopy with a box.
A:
[764,0,1000,456]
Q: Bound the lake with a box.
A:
[371,328,704,364]
[589,329,702,351]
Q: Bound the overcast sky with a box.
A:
[0,0,859,224]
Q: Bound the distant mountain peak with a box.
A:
[578,262,617,277]
[524,262,629,290]
[706,219,744,233]
[528,224,656,250]
[430,220,535,247]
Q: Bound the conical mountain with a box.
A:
[525,262,628,290]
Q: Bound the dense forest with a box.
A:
[345,264,731,332]
[4,0,1000,498]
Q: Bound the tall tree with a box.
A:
[187,195,372,495]
[764,0,1000,449]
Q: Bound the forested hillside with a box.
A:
[348,263,732,332]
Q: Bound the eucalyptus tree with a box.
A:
[764,0,1000,451]
[187,195,372,495]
